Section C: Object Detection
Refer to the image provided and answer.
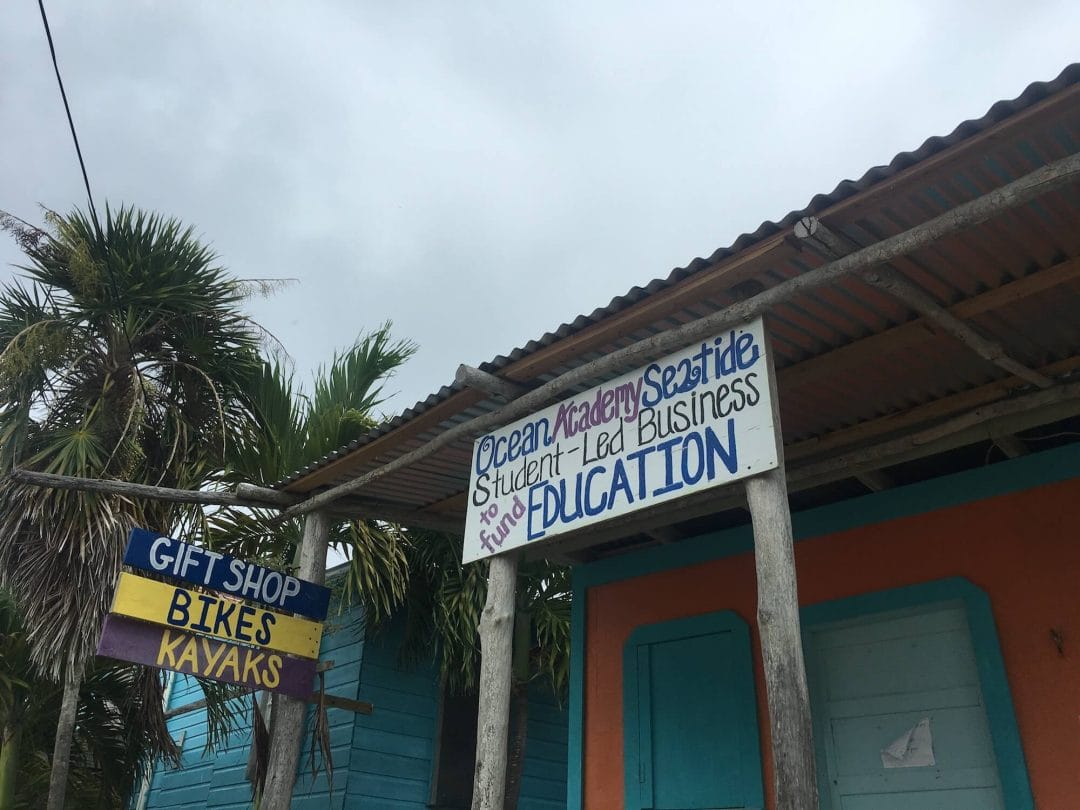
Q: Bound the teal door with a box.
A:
[623,612,763,810]
[805,602,1006,810]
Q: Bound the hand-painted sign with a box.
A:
[463,318,779,562]
[123,528,330,621]
[111,572,323,659]
[97,614,315,699]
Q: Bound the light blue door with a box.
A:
[624,612,763,810]
[805,602,1006,810]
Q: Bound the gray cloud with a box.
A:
[3,0,1078,417]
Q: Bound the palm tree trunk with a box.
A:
[0,721,22,810]
[46,669,80,810]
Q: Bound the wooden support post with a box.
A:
[261,511,330,810]
[744,329,818,810]
[471,554,518,810]
[746,468,818,809]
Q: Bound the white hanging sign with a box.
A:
[462,317,779,563]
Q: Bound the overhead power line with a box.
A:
[37,0,99,224]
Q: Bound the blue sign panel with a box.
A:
[123,528,331,621]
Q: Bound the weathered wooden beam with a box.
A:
[471,554,518,810]
[796,380,1080,485]
[5,471,465,534]
[234,482,297,506]
[863,270,1053,388]
[273,154,1080,522]
[237,482,465,532]
[455,364,528,401]
[780,256,1080,391]
[261,511,330,810]
[746,469,818,808]
[9,469,267,508]
[856,470,895,492]
[643,525,685,544]
[317,694,374,715]
[162,682,371,722]
[793,216,852,259]
[795,213,1057,390]
[787,356,1080,463]
[993,434,1028,458]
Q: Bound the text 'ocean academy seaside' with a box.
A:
[465,325,777,559]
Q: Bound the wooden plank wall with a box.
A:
[519,683,570,809]
[346,622,440,806]
[140,608,570,809]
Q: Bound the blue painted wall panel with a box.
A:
[347,621,438,808]
[139,601,570,808]
[519,691,568,809]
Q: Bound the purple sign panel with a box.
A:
[97,614,316,699]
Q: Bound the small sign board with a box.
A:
[98,614,315,699]
[463,318,779,562]
[123,528,330,621]
[111,572,323,659]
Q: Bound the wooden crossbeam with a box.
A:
[993,435,1029,458]
[863,270,1053,388]
[856,470,894,492]
[780,256,1080,390]
[455,364,527,401]
[164,692,372,720]
[786,356,1080,463]
[793,214,1064,392]
[6,470,465,534]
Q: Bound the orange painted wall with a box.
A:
[582,477,1080,809]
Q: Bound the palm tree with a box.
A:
[0,206,263,808]
[207,324,418,625]
[203,325,418,801]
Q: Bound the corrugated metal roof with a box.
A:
[277,63,1079,492]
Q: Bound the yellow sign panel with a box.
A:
[111,572,323,659]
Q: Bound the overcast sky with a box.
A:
[2,2,1078,419]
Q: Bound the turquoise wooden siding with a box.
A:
[288,609,366,809]
[519,683,569,810]
[143,606,363,809]
[346,622,439,808]
[139,606,570,808]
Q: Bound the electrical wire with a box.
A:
[36,0,165,477]
[37,0,99,225]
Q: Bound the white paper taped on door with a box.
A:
[881,717,936,769]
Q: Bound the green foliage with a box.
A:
[0,205,266,806]
[209,323,416,626]
[399,530,571,698]
[0,588,179,809]
[0,204,262,676]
